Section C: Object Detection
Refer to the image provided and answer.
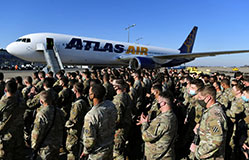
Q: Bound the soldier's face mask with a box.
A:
[198,96,210,108]
[189,89,196,96]
[242,95,249,102]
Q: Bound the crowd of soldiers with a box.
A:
[1,67,249,160]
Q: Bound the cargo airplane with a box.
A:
[6,26,249,70]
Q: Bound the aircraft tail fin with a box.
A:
[178,26,198,53]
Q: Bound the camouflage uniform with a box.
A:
[22,85,32,102]
[32,79,40,86]
[0,94,26,160]
[103,82,115,101]
[141,110,178,160]
[25,88,58,145]
[35,79,44,92]
[194,103,227,159]
[31,105,64,160]
[82,100,117,159]
[128,87,137,118]
[65,97,89,160]
[219,88,233,109]
[58,87,73,118]
[133,80,143,113]
[225,97,245,158]
[112,92,132,160]
[147,99,161,121]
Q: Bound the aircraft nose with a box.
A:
[6,42,17,55]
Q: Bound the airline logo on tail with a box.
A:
[179,26,198,53]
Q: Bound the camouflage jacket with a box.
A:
[195,103,227,159]
[219,87,233,109]
[103,82,115,101]
[0,94,26,135]
[27,88,58,110]
[147,99,161,121]
[112,92,132,129]
[65,97,89,137]
[58,87,73,116]
[21,85,32,102]
[31,105,64,150]
[83,100,117,154]
[141,110,178,159]
[225,97,244,122]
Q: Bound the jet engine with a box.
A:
[129,57,157,70]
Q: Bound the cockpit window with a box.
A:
[16,38,31,43]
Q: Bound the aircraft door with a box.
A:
[46,38,54,50]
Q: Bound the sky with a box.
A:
[1,0,249,66]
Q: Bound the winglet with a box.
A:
[178,26,198,53]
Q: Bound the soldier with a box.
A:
[0,80,26,160]
[103,73,115,101]
[80,84,117,159]
[15,76,25,93]
[32,71,40,86]
[65,82,89,160]
[225,84,244,159]
[179,79,204,158]
[190,85,227,159]
[213,81,223,102]
[25,78,58,146]
[31,90,64,160]
[137,91,178,159]
[243,75,249,87]
[58,77,73,118]
[35,71,46,92]
[81,70,91,97]
[219,79,233,109]
[22,76,33,102]
[112,79,132,160]
[0,72,5,99]
[241,87,249,159]
[133,72,144,114]
[147,84,162,121]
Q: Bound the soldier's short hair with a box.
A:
[60,77,68,86]
[221,79,230,87]
[244,86,249,94]
[190,79,204,91]
[243,75,249,82]
[103,74,109,81]
[48,71,54,77]
[5,81,17,94]
[159,91,174,108]
[15,76,23,84]
[33,71,39,79]
[43,78,54,88]
[0,72,4,81]
[74,82,83,93]
[199,85,216,99]
[234,83,244,93]
[91,84,106,100]
[40,90,52,105]
[56,70,64,77]
[113,79,125,89]
[152,84,162,93]
[38,71,45,78]
[24,76,32,84]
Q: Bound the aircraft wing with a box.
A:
[154,50,249,59]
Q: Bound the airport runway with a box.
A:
[1,66,249,81]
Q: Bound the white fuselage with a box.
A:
[6,33,180,66]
